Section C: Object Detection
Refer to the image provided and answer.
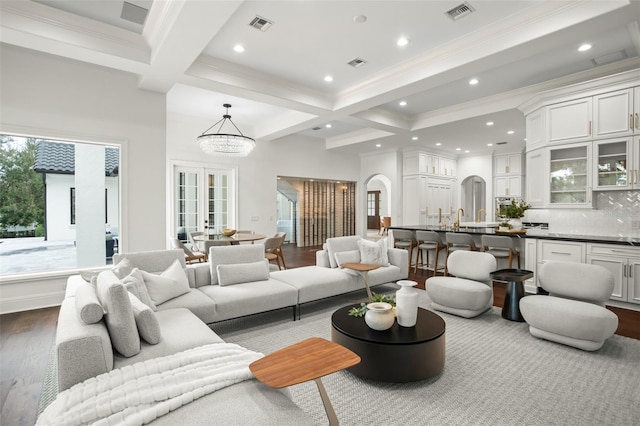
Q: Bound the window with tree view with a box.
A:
[0,134,120,276]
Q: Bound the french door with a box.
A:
[173,165,236,240]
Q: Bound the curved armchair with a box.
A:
[425,250,497,318]
[520,261,618,351]
[264,234,286,270]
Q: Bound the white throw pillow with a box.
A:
[111,258,135,279]
[140,259,190,306]
[217,260,269,286]
[334,250,361,268]
[122,268,157,311]
[357,238,390,266]
[74,280,104,324]
[128,293,162,345]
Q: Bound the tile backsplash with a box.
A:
[524,191,640,238]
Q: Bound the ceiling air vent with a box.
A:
[445,2,475,21]
[249,15,274,32]
[591,50,627,66]
[496,141,508,145]
[121,1,149,25]
[312,126,322,131]
[347,58,367,68]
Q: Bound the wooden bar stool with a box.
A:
[391,229,417,271]
[481,235,521,269]
[415,230,446,275]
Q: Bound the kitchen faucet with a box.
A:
[455,208,464,229]
[476,208,487,223]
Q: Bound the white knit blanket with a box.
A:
[37,343,263,426]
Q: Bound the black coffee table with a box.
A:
[331,305,445,382]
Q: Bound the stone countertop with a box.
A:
[389,225,640,247]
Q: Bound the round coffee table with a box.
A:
[331,305,446,382]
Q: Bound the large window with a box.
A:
[0,134,120,276]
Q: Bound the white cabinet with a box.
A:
[402,175,427,225]
[635,87,640,132]
[525,107,545,150]
[524,238,537,293]
[494,175,522,197]
[587,244,640,305]
[546,97,592,144]
[593,89,634,138]
[426,178,454,225]
[535,240,585,288]
[494,153,523,197]
[494,153,522,175]
[548,142,592,207]
[525,148,547,207]
[593,137,634,190]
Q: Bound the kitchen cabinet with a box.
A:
[635,87,640,132]
[548,142,592,207]
[494,152,523,197]
[494,175,521,197]
[525,148,547,207]
[587,244,640,305]
[525,107,545,150]
[494,153,522,175]
[405,151,456,178]
[593,88,635,138]
[534,240,585,289]
[425,178,454,225]
[546,97,592,144]
[523,238,537,294]
[593,137,638,190]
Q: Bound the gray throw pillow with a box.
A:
[140,259,190,306]
[95,271,140,357]
[334,250,361,268]
[111,258,135,279]
[128,293,162,345]
[122,268,157,311]
[74,280,104,324]
[217,260,269,286]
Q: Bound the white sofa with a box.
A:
[49,237,407,423]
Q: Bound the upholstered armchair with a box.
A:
[425,250,497,318]
[519,261,618,351]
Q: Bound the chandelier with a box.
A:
[197,104,255,156]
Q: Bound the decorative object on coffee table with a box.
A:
[395,280,419,327]
[364,302,395,330]
[249,337,360,426]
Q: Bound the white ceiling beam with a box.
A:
[326,129,394,150]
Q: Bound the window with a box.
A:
[0,134,121,276]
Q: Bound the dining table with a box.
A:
[194,232,267,245]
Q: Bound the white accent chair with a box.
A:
[519,261,618,351]
[425,250,497,318]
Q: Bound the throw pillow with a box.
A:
[95,271,140,357]
[140,259,190,306]
[128,293,162,345]
[111,258,135,279]
[217,260,269,286]
[334,250,361,268]
[74,280,104,324]
[122,268,157,311]
[357,238,390,266]
[79,270,101,283]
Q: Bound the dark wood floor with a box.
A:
[2,243,639,425]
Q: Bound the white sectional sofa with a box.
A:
[48,237,407,424]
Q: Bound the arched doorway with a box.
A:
[365,174,392,237]
[461,175,486,222]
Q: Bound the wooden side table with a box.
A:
[249,337,360,426]
[340,263,381,301]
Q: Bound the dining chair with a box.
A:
[272,232,287,268]
[189,231,205,253]
[170,237,207,263]
[481,235,521,269]
[379,217,391,235]
[264,235,286,270]
[415,230,446,275]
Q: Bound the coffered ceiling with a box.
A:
[2,1,640,157]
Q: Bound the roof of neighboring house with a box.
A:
[34,141,119,176]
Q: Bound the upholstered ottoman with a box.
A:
[425,251,497,318]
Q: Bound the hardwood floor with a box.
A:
[1,243,639,425]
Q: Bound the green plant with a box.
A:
[498,221,512,229]
[499,199,530,218]
[348,293,396,317]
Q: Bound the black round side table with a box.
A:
[490,268,534,322]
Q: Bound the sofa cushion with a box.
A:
[326,236,361,268]
[140,259,191,306]
[128,293,162,345]
[357,238,389,266]
[334,250,361,267]
[122,268,156,310]
[95,271,140,357]
[209,244,266,285]
[271,266,361,304]
[367,265,402,287]
[217,260,269,286]
[155,288,218,324]
[75,280,104,324]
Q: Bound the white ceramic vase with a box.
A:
[364,302,395,331]
[395,280,419,327]
[508,218,523,230]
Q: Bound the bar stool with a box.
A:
[445,233,477,276]
[391,229,417,271]
[415,230,446,275]
[481,235,521,269]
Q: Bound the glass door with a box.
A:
[548,143,592,207]
[593,138,631,190]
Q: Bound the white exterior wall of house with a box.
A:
[45,174,75,241]
[0,44,165,314]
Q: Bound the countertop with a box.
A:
[388,225,640,247]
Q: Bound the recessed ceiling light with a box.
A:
[578,43,592,52]
[507,130,514,134]
[469,78,479,85]
[397,37,410,47]
[486,121,494,126]
[456,148,461,151]
[233,44,245,53]
[353,15,367,23]
[375,143,382,148]
[435,142,442,146]
[487,143,493,147]
[399,101,407,106]
[465,150,470,153]
[411,136,418,141]
[324,75,334,82]
[325,124,332,128]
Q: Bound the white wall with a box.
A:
[0,44,166,313]
[167,113,361,238]
[457,154,494,220]
[45,174,76,241]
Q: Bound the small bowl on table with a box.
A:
[221,228,236,237]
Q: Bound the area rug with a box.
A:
[212,285,640,426]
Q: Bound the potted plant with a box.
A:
[348,293,396,317]
[498,200,529,230]
[498,221,512,232]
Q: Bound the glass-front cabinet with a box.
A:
[593,138,632,190]
[548,142,592,207]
